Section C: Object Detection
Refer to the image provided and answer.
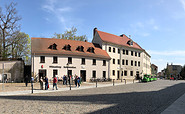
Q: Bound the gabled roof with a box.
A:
[95,29,144,50]
[31,38,111,60]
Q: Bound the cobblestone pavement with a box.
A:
[0,80,185,114]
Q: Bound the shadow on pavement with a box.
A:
[0,83,185,114]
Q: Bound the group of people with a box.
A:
[39,74,81,90]
[39,76,58,90]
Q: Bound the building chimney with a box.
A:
[93,27,97,37]
[129,35,131,38]
[85,40,87,42]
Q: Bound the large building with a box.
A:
[92,28,151,80]
[31,38,111,81]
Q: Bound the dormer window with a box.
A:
[87,47,95,53]
[48,43,57,50]
[63,44,71,51]
[76,46,84,52]
[127,40,133,46]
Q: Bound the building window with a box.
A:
[113,48,115,53]
[53,56,58,63]
[76,46,84,52]
[138,61,140,67]
[48,43,57,50]
[113,59,115,64]
[135,52,137,57]
[112,70,115,76]
[87,47,95,53]
[118,59,120,65]
[138,53,141,57]
[53,70,58,78]
[92,71,96,78]
[131,60,133,66]
[123,49,125,54]
[130,71,133,76]
[122,59,125,65]
[126,60,128,65]
[93,59,96,65]
[82,58,85,65]
[103,60,106,66]
[126,50,129,55]
[103,71,106,78]
[131,51,133,56]
[135,61,137,66]
[63,44,71,51]
[118,49,120,54]
[109,47,111,52]
[68,57,72,64]
[40,56,45,63]
[124,70,127,76]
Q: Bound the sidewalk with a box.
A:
[161,92,185,114]
[0,80,138,96]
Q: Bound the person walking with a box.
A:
[75,75,77,87]
[53,76,58,90]
[39,77,43,90]
[45,76,49,90]
[77,76,81,87]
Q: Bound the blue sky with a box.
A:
[1,0,185,71]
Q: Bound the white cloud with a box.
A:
[42,0,74,29]
[180,0,185,11]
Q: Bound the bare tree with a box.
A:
[0,2,21,58]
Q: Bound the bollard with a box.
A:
[133,79,134,83]
[121,78,122,82]
[70,84,71,90]
[113,79,115,86]
[125,79,126,84]
[31,83,33,93]
[96,80,97,88]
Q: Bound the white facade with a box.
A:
[32,55,109,81]
[92,30,151,80]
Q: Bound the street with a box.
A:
[0,80,185,114]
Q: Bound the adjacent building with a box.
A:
[92,28,151,80]
[0,59,24,82]
[166,63,182,78]
[31,38,111,81]
[151,64,158,76]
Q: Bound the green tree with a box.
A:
[53,27,87,41]
[180,65,185,80]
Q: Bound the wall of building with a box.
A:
[102,42,143,80]
[142,52,151,75]
[0,60,24,82]
[32,55,109,81]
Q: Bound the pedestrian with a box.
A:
[39,77,43,90]
[45,76,49,90]
[25,75,28,87]
[64,75,67,85]
[63,75,65,85]
[77,76,81,87]
[75,75,77,87]
[53,76,58,90]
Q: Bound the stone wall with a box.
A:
[0,60,24,82]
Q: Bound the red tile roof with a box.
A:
[31,37,111,60]
[95,29,144,50]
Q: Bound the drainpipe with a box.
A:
[119,47,122,81]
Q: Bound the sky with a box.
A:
[1,0,185,72]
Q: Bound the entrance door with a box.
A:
[80,70,86,82]
[68,70,72,77]
[136,71,140,80]
[39,69,46,79]
[117,71,120,80]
